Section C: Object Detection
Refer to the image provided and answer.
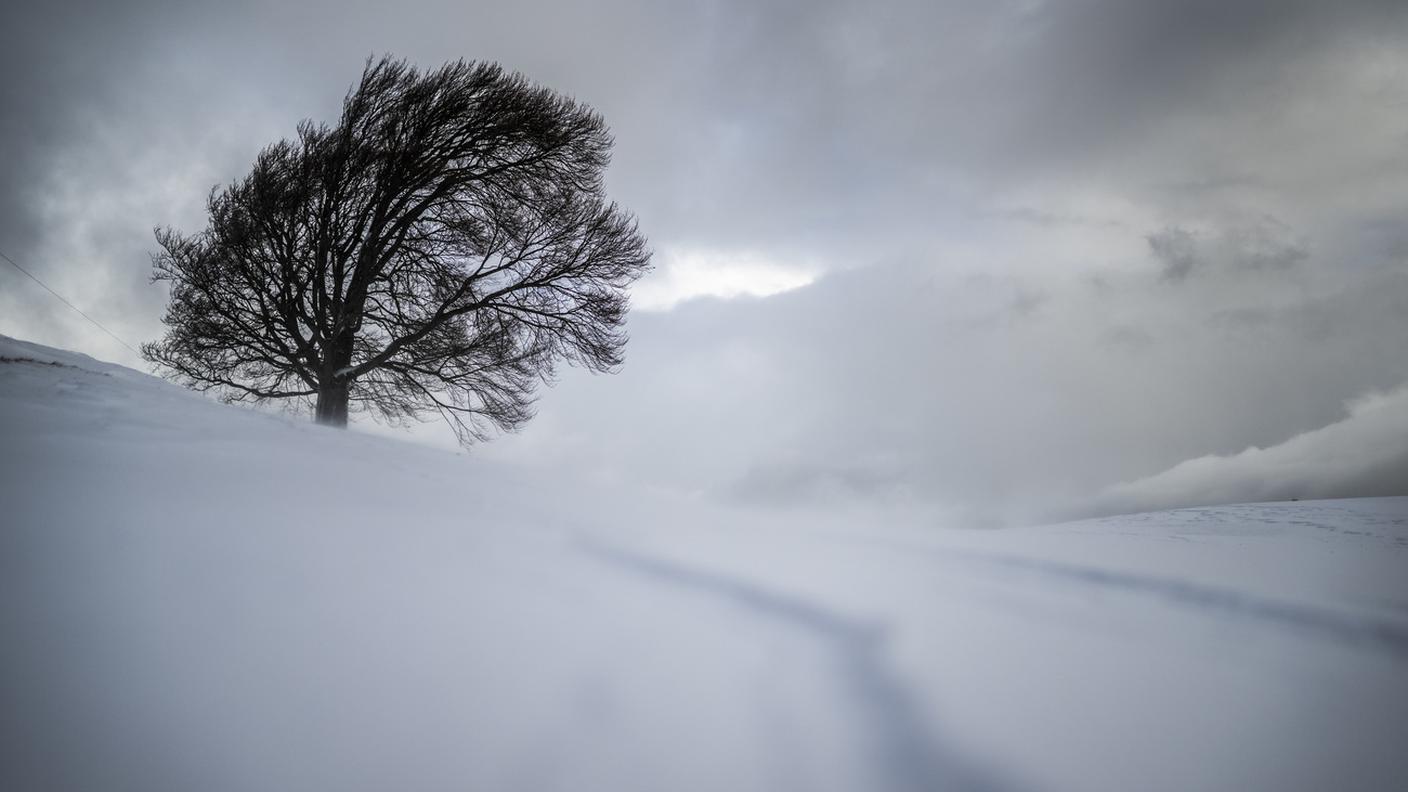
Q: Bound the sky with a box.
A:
[3,0,1407,525]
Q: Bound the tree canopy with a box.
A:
[143,56,650,444]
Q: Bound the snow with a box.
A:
[3,334,1406,792]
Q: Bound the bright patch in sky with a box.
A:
[631,248,818,311]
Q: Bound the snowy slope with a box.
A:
[3,335,1407,792]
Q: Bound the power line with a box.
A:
[0,245,142,357]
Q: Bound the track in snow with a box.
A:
[581,540,1013,792]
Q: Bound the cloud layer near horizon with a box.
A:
[2,0,1405,522]
[1088,386,1408,518]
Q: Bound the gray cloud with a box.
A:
[472,247,1408,525]
[1148,227,1200,282]
[2,0,1406,522]
[1148,218,1309,282]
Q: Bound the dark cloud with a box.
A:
[1148,227,1200,282]
[1148,218,1309,282]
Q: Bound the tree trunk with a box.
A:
[314,379,350,427]
[316,334,354,428]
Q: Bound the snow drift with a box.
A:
[3,335,1407,792]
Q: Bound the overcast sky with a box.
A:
[3,0,1407,524]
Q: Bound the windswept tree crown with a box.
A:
[144,56,650,444]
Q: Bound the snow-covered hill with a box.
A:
[3,335,1406,792]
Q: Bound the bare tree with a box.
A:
[144,56,650,444]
